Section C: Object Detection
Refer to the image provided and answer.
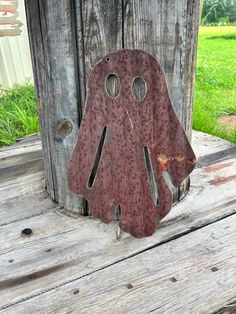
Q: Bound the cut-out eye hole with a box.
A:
[132,76,147,102]
[105,74,120,98]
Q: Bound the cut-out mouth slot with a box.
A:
[88,126,107,188]
[143,146,159,205]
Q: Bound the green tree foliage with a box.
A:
[202,0,236,25]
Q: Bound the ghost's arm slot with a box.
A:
[67,99,106,195]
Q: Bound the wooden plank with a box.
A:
[14,133,40,144]
[192,130,236,168]
[25,0,84,214]
[81,0,123,84]
[75,0,123,106]
[0,172,57,227]
[0,134,40,156]
[197,146,236,168]
[24,0,55,199]
[2,214,236,313]
[0,133,40,151]
[0,157,236,308]
[0,150,43,183]
[213,302,236,314]
[0,143,41,160]
[0,136,42,183]
[192,130,235,160]
[0,136,43,182]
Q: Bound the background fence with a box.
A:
[0,0,33,87]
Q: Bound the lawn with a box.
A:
[0,84,38,146]
[193,26,236,143]
[0,26,236,147]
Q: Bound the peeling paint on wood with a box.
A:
[204,161,234,173]
[209,174,236,186]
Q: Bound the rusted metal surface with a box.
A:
[67,49,196,238]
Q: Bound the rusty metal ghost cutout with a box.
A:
[67,49,196,238]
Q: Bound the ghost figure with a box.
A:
[67,49,196,238]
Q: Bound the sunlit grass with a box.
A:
[0,84,39,146]
[193,26,236,144]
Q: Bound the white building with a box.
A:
[0,0,33,87]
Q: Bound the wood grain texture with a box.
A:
[122,0,201,204]
[25,0,84,214]
[192,131,235,160]
[25,0,123,215]
[213,302,236,314]
[73,0,123,112]
[123,0,201,135]
[0,155,236,309]
[24,0,54,198]
[197,146,236,168]
[81,0,123,83]
[0,172,58,227]
[25,0,201,215]
[0,134,40,155]
[0,135,42,182]
[0,150,43,183]
[1,214,236,314]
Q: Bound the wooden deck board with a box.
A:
[0,132,235,313]
[0,172,57,226]
[2,215,236,314]
[192,130,235,158]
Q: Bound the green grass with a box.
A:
[0,26,236,147]
[0,84,39,146]
[193,26,236,144]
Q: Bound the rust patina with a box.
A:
[67,49,196,238]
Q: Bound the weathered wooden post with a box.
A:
[25,0,201,216]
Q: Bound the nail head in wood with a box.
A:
[21,228,33,237]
